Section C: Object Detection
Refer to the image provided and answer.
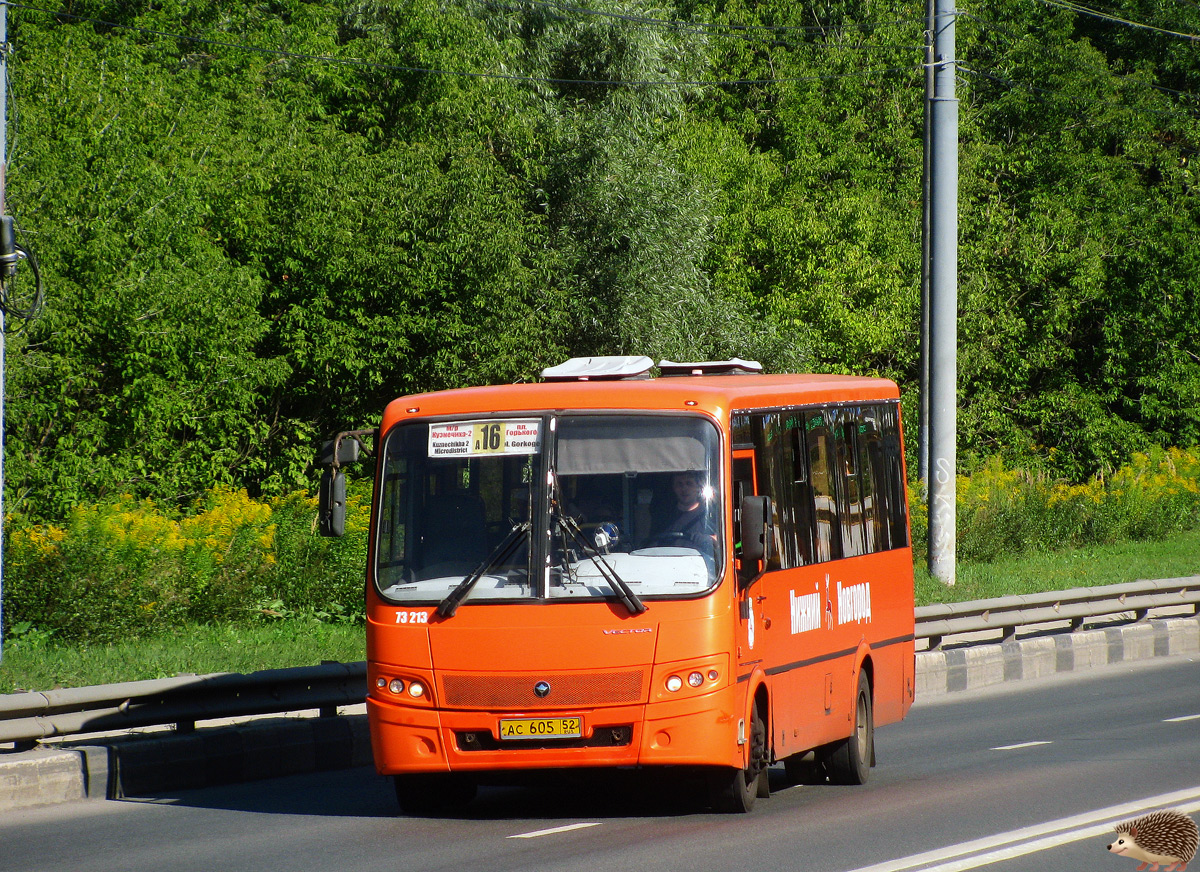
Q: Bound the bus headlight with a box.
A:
[655,658,726,700]
[389,679,405,695]
[407,681,425,698]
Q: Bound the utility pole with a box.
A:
[0,0,11,659]
[926,0,958,585]
[918,0,934,488]
[0,0,9,660]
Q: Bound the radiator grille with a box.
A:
[441,671,645,709]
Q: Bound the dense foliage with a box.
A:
[6,485,371,642]
[3,0,1198,519]
[7,445,1198,642]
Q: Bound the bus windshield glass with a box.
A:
[551,414,723,599]
[374,413,724,605]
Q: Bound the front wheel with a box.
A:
[708,702,769,812]
[826,670,873,785]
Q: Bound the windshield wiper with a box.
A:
[436,521,531,618]
[556,513,647,616]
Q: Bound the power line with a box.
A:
[959,12,1200,104]
[493,0,926,51]
[1032,0,1200,41]
[502,0,926,36]
[7,1,922,89]
[958,63,1198,120]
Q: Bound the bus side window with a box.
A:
[806,411,842,563]
[733,456,754,508]
[859,406,889,553]
[881,403,910,548]
[837,408,868,559]
[732,454,755,563]
[752,414,786,571]
[789,422,815,566]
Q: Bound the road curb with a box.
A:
[915,614,1200,698]
[0,713,373,813]
[3,616,1198,813]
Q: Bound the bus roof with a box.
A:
[382,373,899,428]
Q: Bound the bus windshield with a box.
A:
[374,413,724,606]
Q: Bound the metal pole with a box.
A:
[918,0,934,489]
[0,0,9,656]
[927,0,957,585]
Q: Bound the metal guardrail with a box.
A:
[0,661,366,748]
[915,575,1200,649]
[1,577,1197,750]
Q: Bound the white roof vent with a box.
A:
[541,356,655,381]
[657,358,763,376]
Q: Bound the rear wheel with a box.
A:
[708,701,769,812]
[393,773,477,815]
[827,670,873,785]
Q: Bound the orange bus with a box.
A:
[319,356,915,813]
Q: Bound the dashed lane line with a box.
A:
[838,786,1200,872]
[508,822,602,839]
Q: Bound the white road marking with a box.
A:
[508,822,602,839]
[839,786,1200,872]
[1164,713,1200,723]
[990,740,1052,751]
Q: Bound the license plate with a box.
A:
[498,716,582,740]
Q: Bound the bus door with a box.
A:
[732,450,760,663]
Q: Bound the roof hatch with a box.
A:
[541,356,655,381]
[657,358,763,376]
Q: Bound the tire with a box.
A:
[827,670,873,785]
[709,701,769,812]
[393,773,477,815]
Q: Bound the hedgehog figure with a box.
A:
[1107,810,1199,872]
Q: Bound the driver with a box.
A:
[652,471,718,549]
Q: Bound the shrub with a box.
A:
[3,484,370,642]
[954,447,1200,563]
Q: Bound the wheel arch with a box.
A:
[853,646,876,768]
[740,667,770,767]
[856,648,875,700]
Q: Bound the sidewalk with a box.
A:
[3,614,1198,813]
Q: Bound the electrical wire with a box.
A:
[958,11,1200,105]
[958,63,1197,120]
[0,235,44,331]
[1031,0,1200,41]
[497,0,926,36]
[7,0,922,87]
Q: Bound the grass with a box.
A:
[914,525,1200,606]
[0,619,365,694]
[2,527,1198,694]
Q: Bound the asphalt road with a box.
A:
[3,655,1198,872]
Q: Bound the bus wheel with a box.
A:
[708,702,768,812]
[827,670,873,785]
[393,773,477,815]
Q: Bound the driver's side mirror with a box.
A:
[317,432,372,538]
[738,495,773,572]
[319,468,347,537]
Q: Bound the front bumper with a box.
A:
[367,683,744,775]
